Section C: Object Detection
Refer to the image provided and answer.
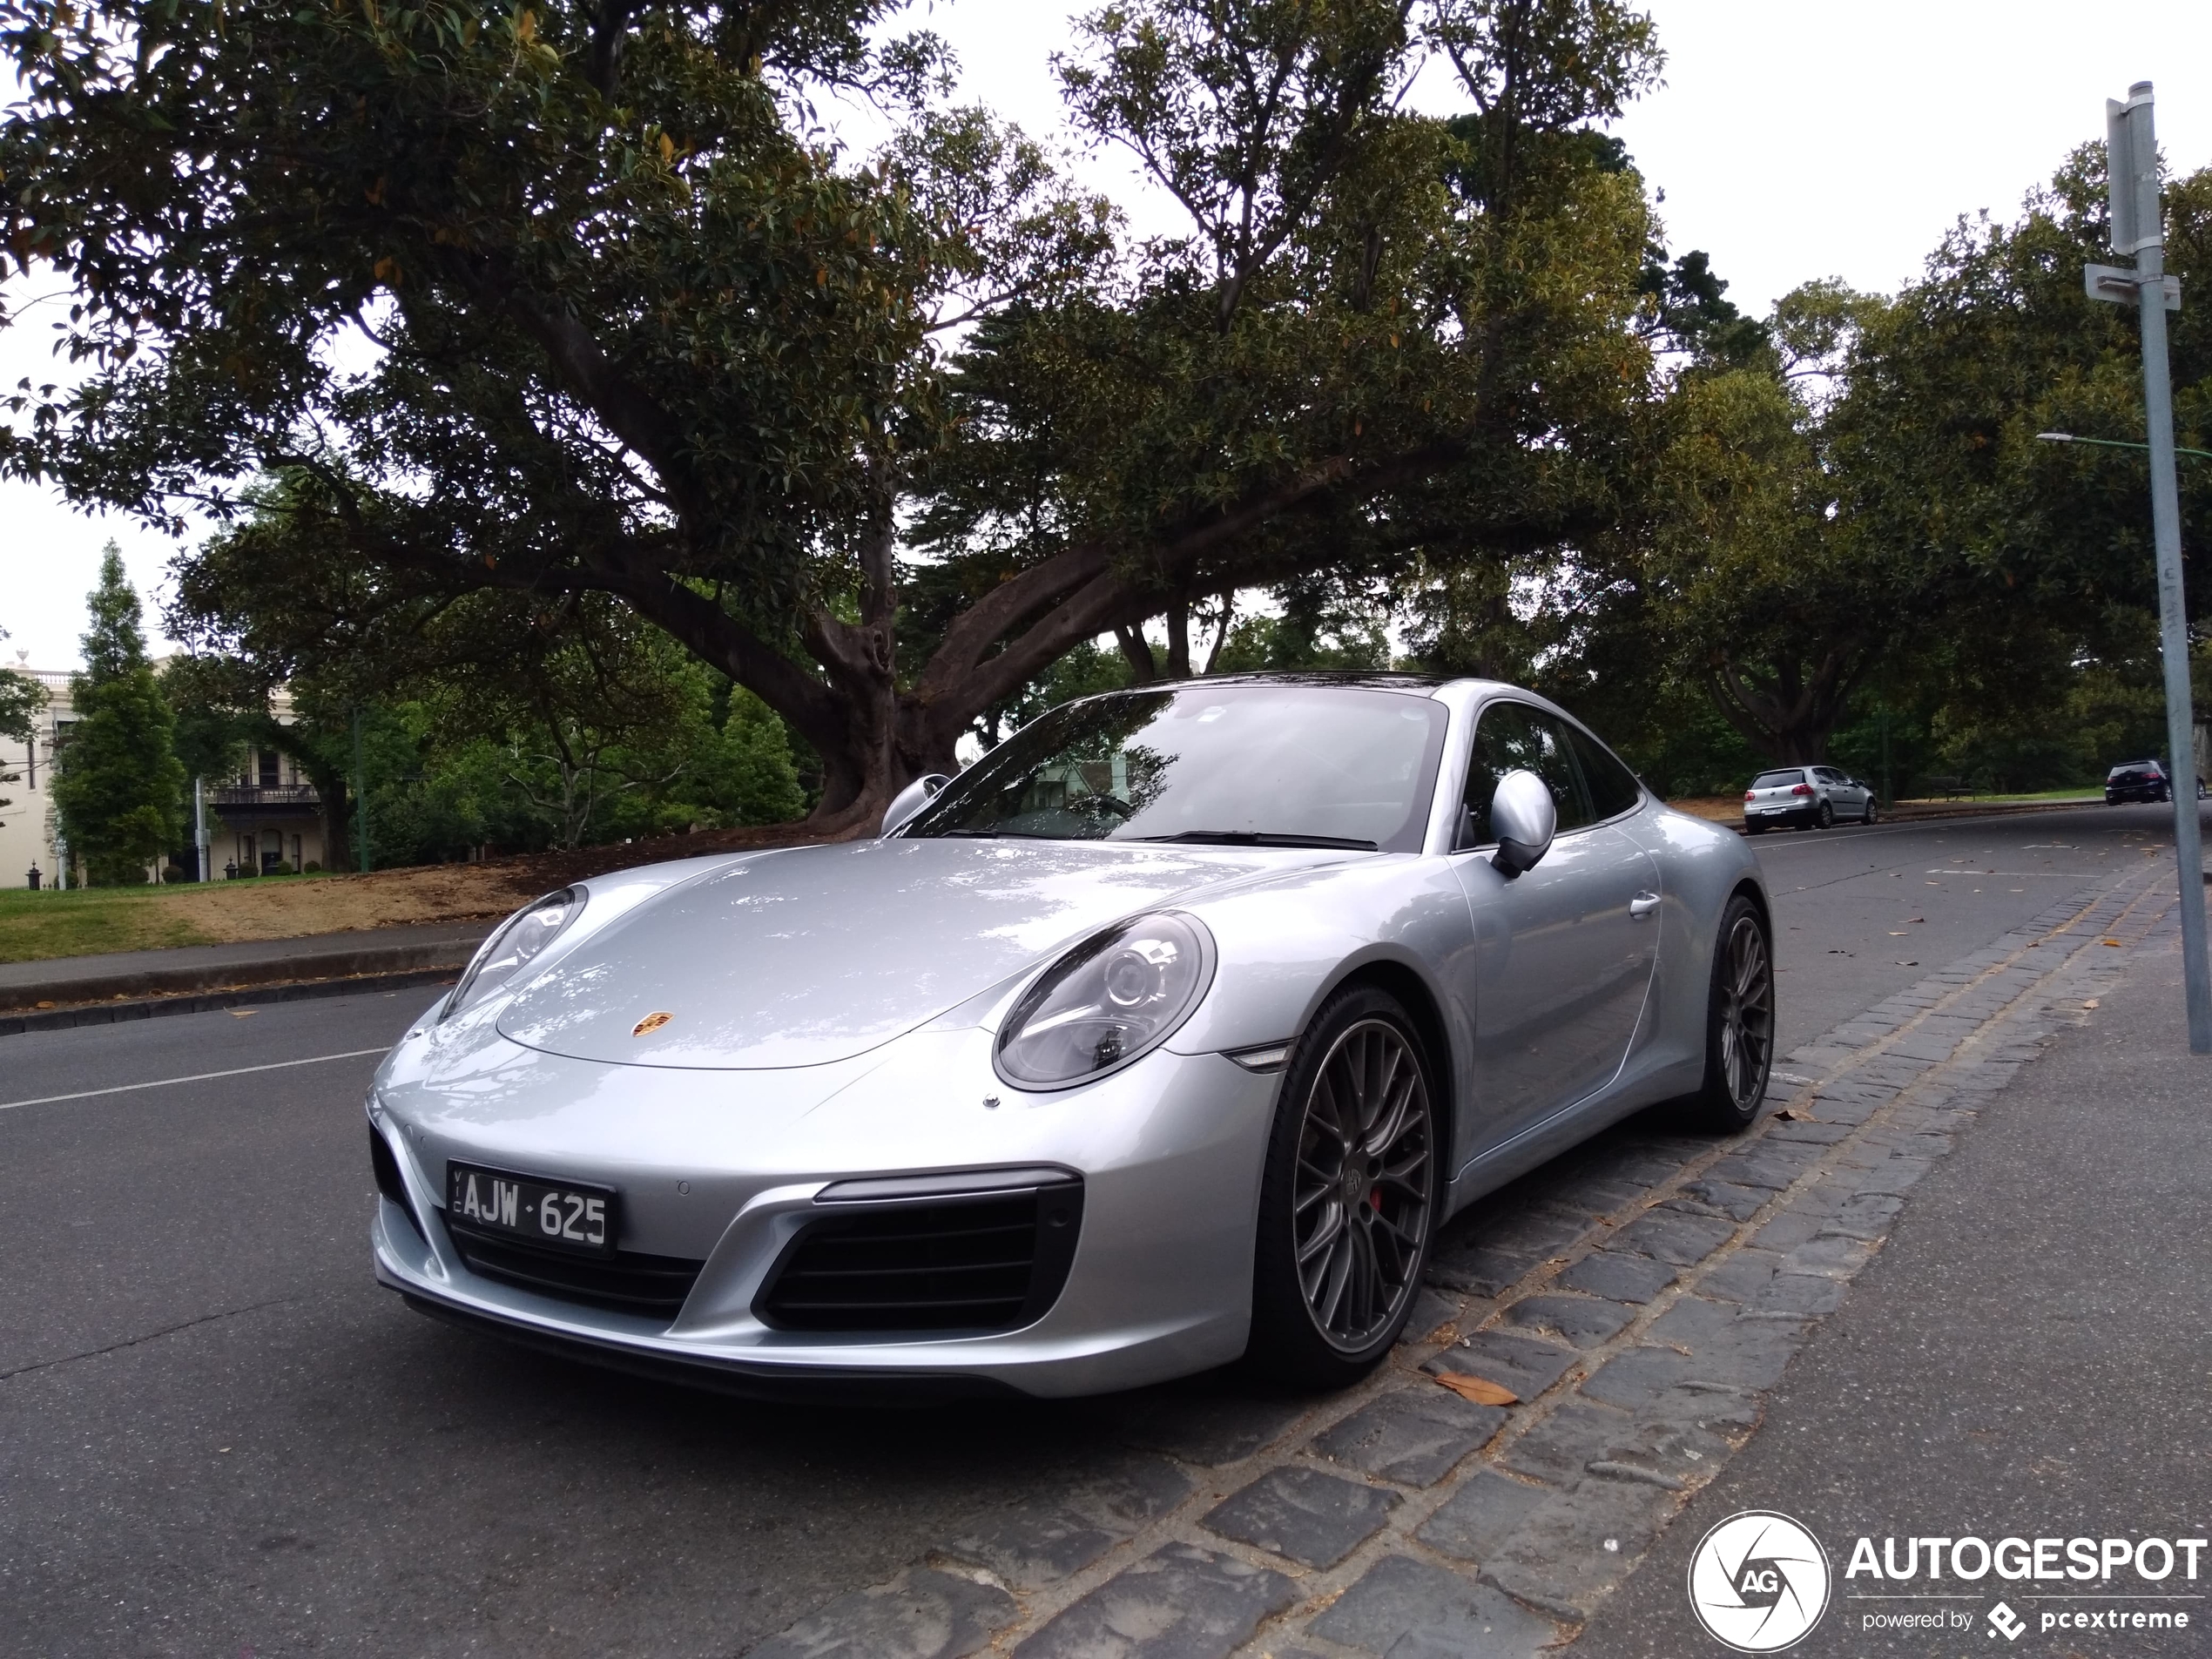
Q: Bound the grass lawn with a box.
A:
[0,884,219,962]
[0,863,521,968]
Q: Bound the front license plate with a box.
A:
[446,1161,617,1257]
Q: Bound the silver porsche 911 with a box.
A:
[369,675,1774,1398]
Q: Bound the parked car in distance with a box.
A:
[1742,765,1876,833]
[2105,760,2172,805]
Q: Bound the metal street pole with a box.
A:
[351,704,371,874]
[193,774,207,882]
[2096,83,2211,1053]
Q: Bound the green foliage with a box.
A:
[1831,148,2212,761]
[4,0,1682,824]
[0,638,44,747]
[50,546,185,883]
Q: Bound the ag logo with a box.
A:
[1686,1510,1831,1651]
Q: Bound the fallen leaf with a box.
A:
[1773,1108,1803,1121]
[2081,999,2100,1009]
[2102,939,2122,948]
[1896,960,1919,967]
[228,1009,258,1019]
[1419,1322,1458,1345]
[34,1000,53,1009]
[1888,930,1909,936]
[1434,1372,1518,1406]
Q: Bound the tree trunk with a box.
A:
[304,766,352,871]
[1114,624,1157,684]
[1165,598,1192,678]
[1705,646,1872,767]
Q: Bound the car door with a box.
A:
[1447,701,1662,1155]
[1811,766,1845,815]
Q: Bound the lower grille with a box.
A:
[444,1220,705,1318]
[757,1178,1084,1334]
[369,1126,425,1242]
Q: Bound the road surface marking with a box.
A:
[0,1047,391,1112]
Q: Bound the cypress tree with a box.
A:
[51,546,185,885]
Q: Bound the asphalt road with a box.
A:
[0,801,2200,1657]
[1746,799,2203,1058]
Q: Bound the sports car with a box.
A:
[368,675,1775,1398]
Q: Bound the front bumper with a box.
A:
[369,1027,1282,1398]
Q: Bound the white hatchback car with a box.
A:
[1742,765,1875,833]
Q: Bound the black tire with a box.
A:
[1689,894,1777,1133]
[1743,822,1765,836]
[1814,799,1834,829]
[1248,986,1440,1390]
[1862,799,1878,825]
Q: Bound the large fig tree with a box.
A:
[4,0,1669,832]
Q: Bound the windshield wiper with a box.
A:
[1132,831,1379,851]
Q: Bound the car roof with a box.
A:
[1130,670,1451,691]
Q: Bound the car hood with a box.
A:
[495,836,1359,1070]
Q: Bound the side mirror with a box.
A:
[1489,769,1556,877]
[880,773,949,838]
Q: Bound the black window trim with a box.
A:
[1453,695,1647,853]
[1558,710,1648,831]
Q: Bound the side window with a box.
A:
[1566,724,1643,820]
[1460,702,1592,846]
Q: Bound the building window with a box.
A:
[259,750,280,789]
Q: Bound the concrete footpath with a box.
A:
[1572,910,2211,1655]
[0,920,492,1030]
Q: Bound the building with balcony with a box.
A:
[0,659,328,885]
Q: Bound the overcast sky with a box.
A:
[6,0,2210,668]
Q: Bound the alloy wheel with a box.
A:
[1291,1019,1433,1351]
[1716,914,1775,1111]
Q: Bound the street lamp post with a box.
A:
[2065,80,2211,1054]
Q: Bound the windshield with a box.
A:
[1751,770,1804,789]
[905,685,1449,852]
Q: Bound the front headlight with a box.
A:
[442,887,583,1020]
[995,912,1214,1089]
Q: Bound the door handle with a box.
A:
[1629,891,1661,921]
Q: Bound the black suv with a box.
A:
[2114,760,2168,805]
[2107,760,2173,804]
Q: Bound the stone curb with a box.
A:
[744,860,2179,1659]
[1717,798,2107,835]
[0,934,488,1015]
[0,964,468,1036]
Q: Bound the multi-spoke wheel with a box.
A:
[1694,894,1776,1130]
[1863,798,1879,825]
[1250,987,1438,1387]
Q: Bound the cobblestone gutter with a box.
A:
[747,861,2179,1659]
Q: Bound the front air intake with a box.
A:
[443,1221,706,1319]
[370,1126,426,1242]
[755,1172,1083,1334]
